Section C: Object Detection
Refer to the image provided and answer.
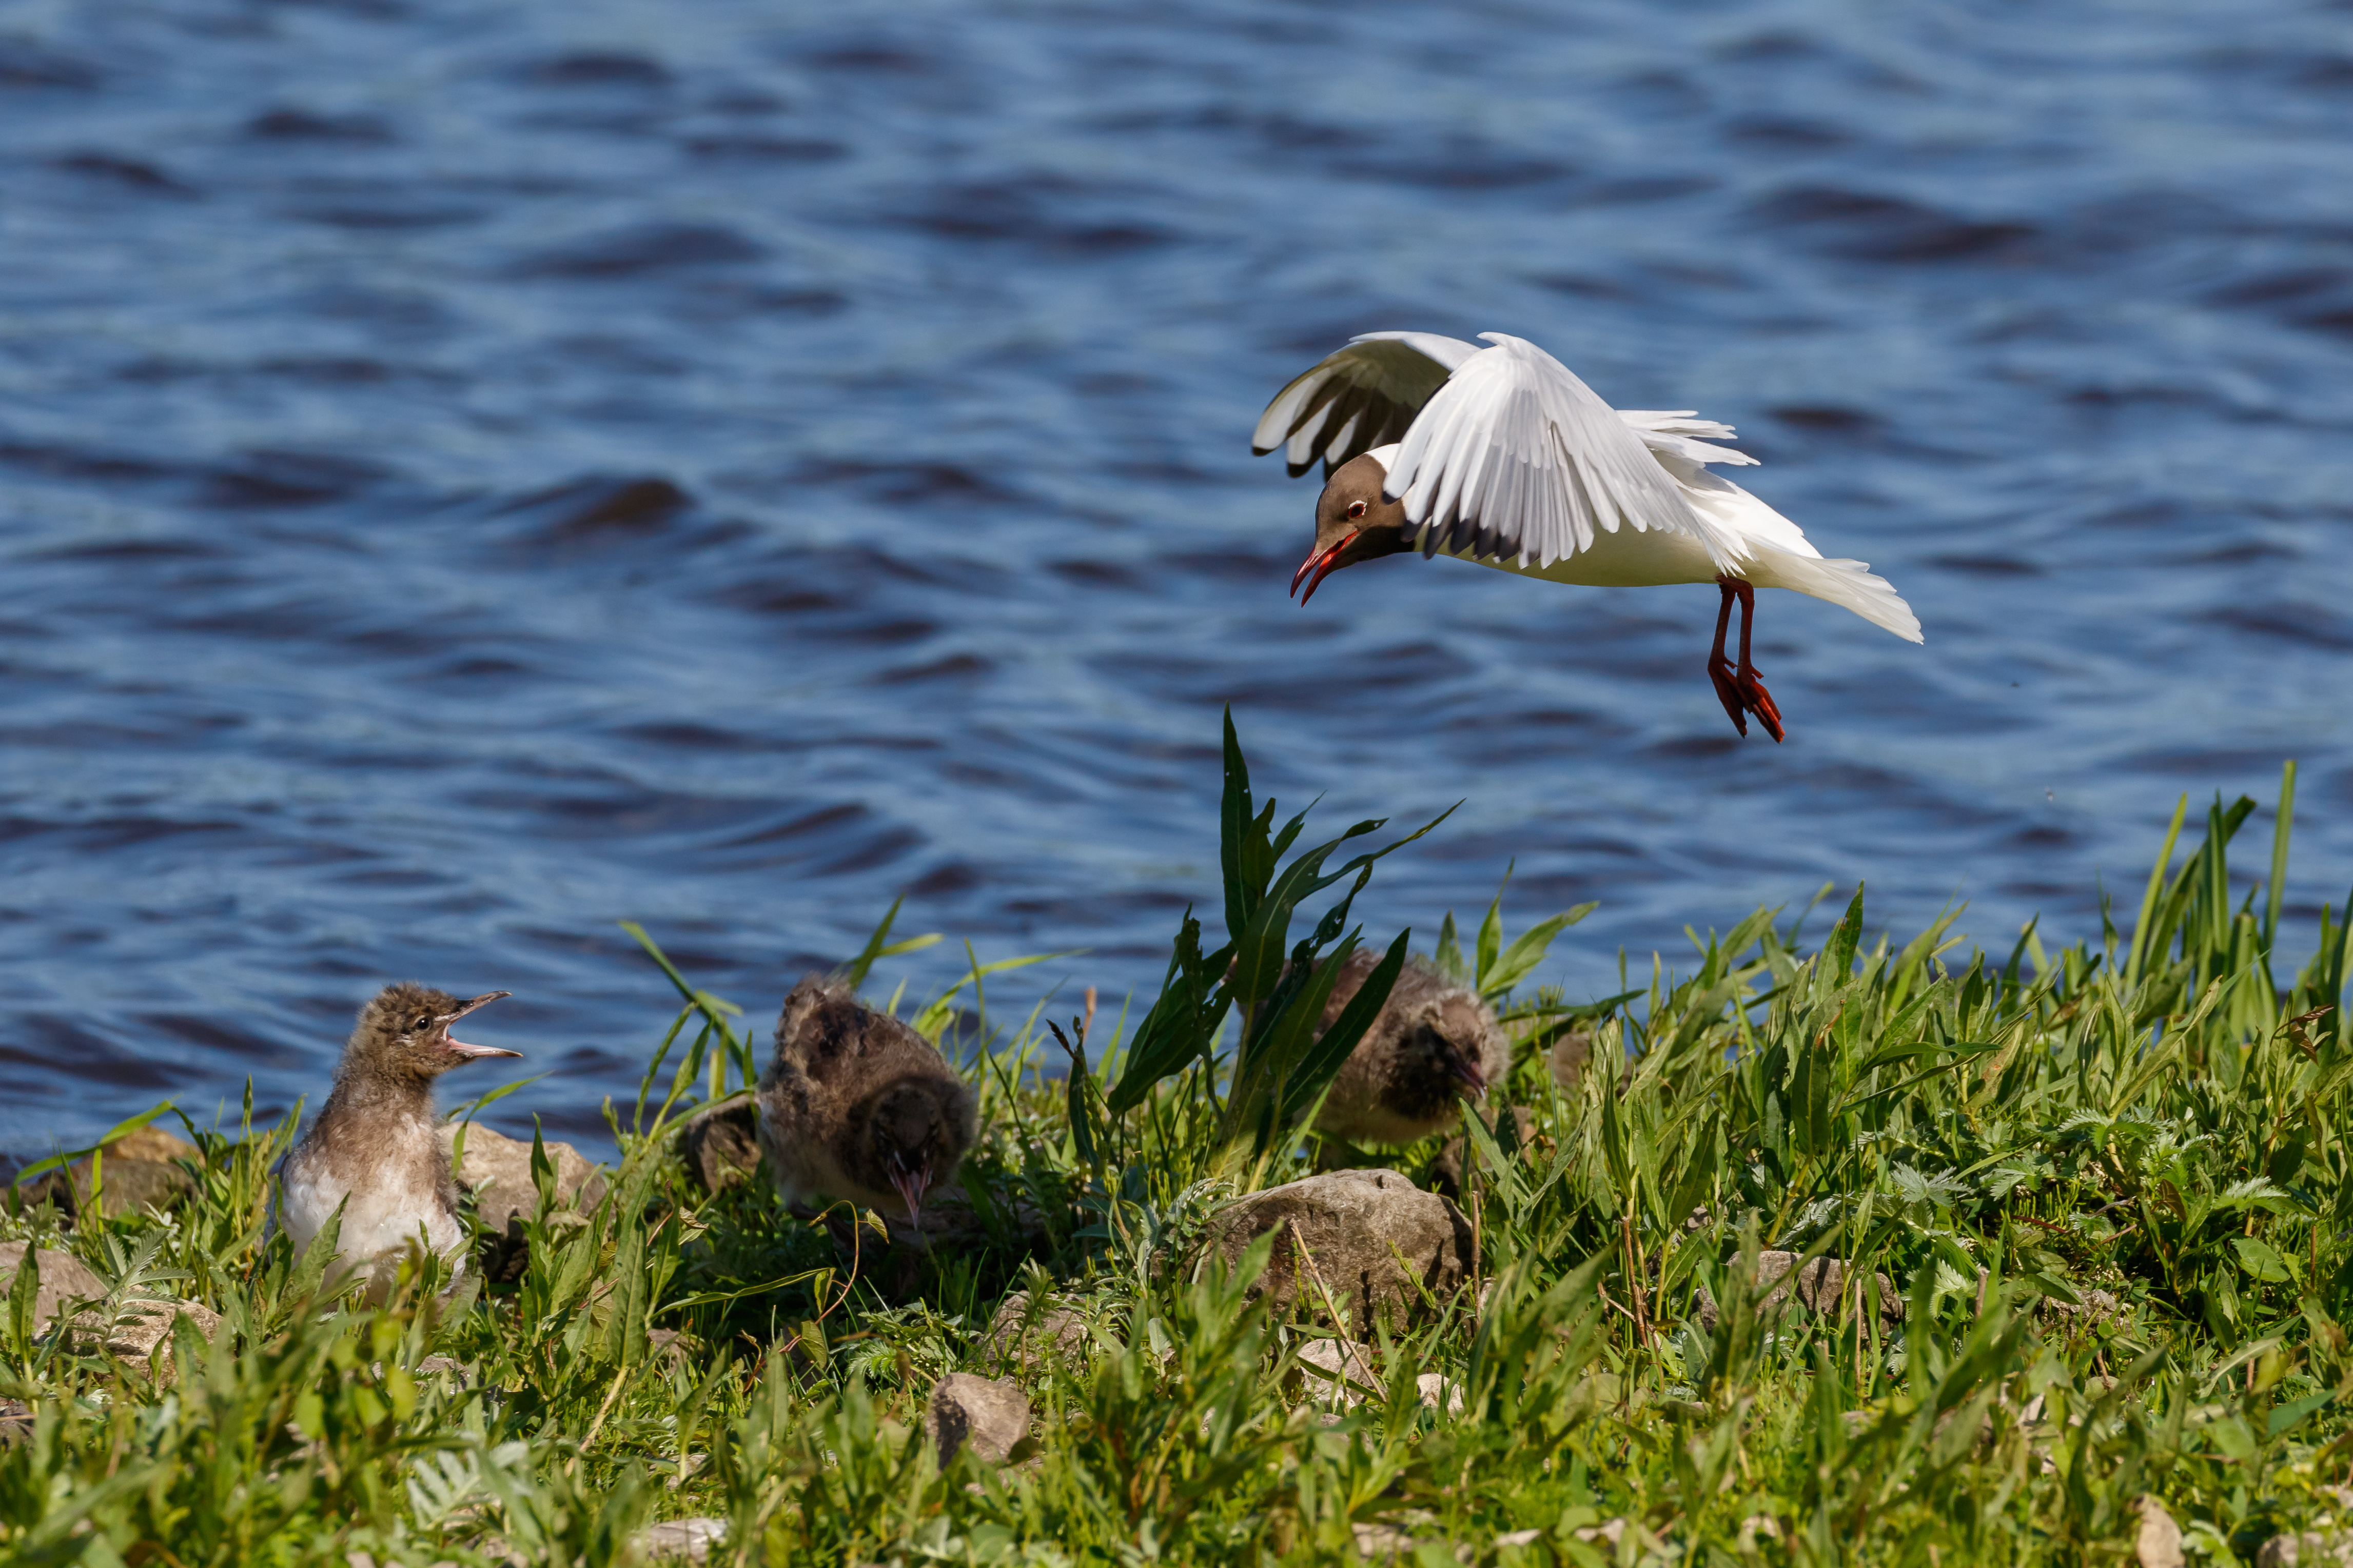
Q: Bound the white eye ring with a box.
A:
[1346,500,1367,519]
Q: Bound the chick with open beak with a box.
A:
[1311,948,1509,1147]
[279,983,523,1302]
[756,976,977,1241]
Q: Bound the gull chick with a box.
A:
[1258,330,1923,741]
[280,984,518,1301]
[755,976,977,1233]
[1315,948,1509,1147]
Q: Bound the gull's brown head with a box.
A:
[1293,451,1410,605]
[344,982,519,1086]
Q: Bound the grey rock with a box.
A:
[1287,1341,1464,1416]
[925,1373,1029,1466]
[635,1518,728,1563]
[1416,1373,1466,1415]
[984,1291,1096,1371]
[362,1355,470,1388]
[1205,1169,1473,1333]
[2260,1535,2353,1567]
[1297,1339,1382,1406]
[0,1399,30,1446]
[2044,1287,2123,1325]
[442,1123,608,1229]
[72,1297,223,1364]
[16,1127,203,1220]
[439,1124,609,1278]
[1694,1251,1904,1331]
[1350,1513,1443,1561]
[0,1242,109,1334]
[674,1098,760,1195]
[1351,1522,1420,1561]
[2136,1496,2184,1568]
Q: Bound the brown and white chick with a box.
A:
[755,976,977,1234]
[1313,949,1509,1147]
[279,983,518,1301]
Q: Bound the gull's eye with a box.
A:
[1346,500,1367,520]
[412,1015,433,1033]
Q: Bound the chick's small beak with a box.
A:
[889,1163,932,1233]
[1444,1048,1487,1098]
[1291,531,1359,604]
[439,991,520,1059]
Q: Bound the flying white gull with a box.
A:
[1254,331,1921,740]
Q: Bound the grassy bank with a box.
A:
[5,735,2352,1566]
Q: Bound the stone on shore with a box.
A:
[1297,1339,1383,1405]
[0,1242,109,1334]
[1204,1169,1473,1334]
[636,1518,728,1562]
[984,1291,1097,1372]
[71,1297,224,1365]
[2258,1532,2353,1567]
[438,1123,609,1278]
[1694,1251,1904,1331]
[13,1125,203,1220]
[926,1373,1030,1466]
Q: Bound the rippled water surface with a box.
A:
[4,0,2350,1156]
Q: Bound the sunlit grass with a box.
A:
[5,733,2351,1566]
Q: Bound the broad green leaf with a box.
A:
[1482,904,1598,999]
[2234,1236,2295,1283]
[1476,868,1507,989]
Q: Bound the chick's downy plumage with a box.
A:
[1313,949,1509,1146]
[755,976,977,1231]
[279,982,519,1301]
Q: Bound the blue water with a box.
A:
[3,0,2349,1158]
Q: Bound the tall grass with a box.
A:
[4,740,2350,1566]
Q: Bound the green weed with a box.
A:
[4,737,2350,1566]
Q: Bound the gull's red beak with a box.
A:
[438,991,520,1059]
[1291,531,1359,605]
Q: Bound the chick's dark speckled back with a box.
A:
[756,974,977,1219]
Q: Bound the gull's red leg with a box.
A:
[1728,577,1785,743]
[1705,579,1748,737]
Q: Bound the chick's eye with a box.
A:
[1346,500,1367,520]
[412,1016,433,1032]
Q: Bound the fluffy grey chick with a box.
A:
[1313,949,1509,1146]
[755,976,977,1232]
[280,983,518,1302]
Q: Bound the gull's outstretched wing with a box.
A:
[1383,333,1739,572]
[1251,332,1482,478]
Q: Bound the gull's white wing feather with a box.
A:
[1384,334,1740,572]
[1252,332,1481,478]
[1616,409,1760,469]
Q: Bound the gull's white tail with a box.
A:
[1742,544,1923,644]
[1640,442,1924,645]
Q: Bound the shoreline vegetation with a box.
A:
[6,723,2352,1566]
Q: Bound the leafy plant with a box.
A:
[7,749,2353,1567]
[1106,709,1450,1167]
